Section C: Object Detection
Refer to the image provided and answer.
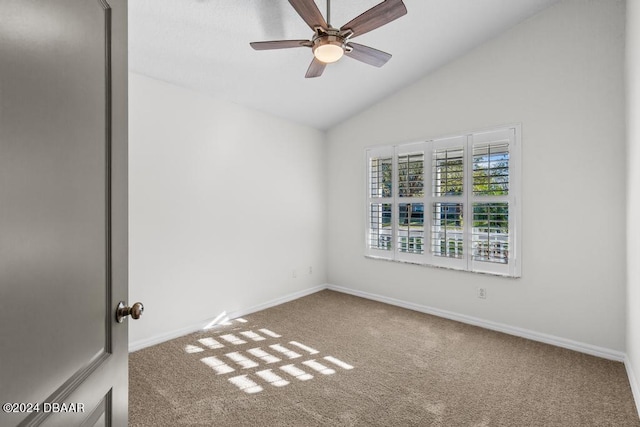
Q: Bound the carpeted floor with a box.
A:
[129,290,640,426]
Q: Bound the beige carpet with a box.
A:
[129,290,640,426]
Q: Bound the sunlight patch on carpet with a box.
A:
[187,321,354,395]
[269,344,302,359]
[289,341,319,354]
[228,375,263,394]
[258,328,281,338]
[247,347,281,364]
[198,337,224,349]
[324,356,354,370]
[239,330,266,341]
[256,369,290,387]
[201,356,235,375]
[219,334,247,345]
[280,364,314,381]
[184,344,204,354]
[225,351,260,369]
[302,360,336,375]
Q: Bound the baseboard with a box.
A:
[129,322,208,353]
[225,284,327,320]
[128,284,327,352]
[326,284,625,362]
[625,355,640,418]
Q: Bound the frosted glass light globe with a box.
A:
[313,42,344,63]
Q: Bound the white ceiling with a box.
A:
[129,0,559,130]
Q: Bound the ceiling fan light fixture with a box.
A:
[312,36,344,64]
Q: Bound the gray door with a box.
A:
[0,0,129,426]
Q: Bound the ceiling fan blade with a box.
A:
[340,0,407,38]
[288,0,328,32]
[305,57,326,78]
[250,40,312,50]
[345,42,392,67]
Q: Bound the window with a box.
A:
[365,126,521,277]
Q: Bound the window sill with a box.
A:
[364,254,521,278]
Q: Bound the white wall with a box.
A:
[627,0,640,407]
[128,73,326,347]
[326,0,626,352]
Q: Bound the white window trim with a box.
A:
[365,125,522,278]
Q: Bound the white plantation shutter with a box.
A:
[427,136,466,270]
[364,126,521,277]
[396,143,425,262]
[366,147,394,257]
[469,128,520,276]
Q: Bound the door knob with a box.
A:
[116,301,144,323]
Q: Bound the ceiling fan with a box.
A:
[250,0,407,78]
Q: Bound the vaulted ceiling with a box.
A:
[129,0,559,130]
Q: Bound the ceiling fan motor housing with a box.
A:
[311,29,348,63]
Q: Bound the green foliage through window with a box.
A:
[473,142,509,196]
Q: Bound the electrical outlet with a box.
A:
[308,266,313,274]
[292,270,297,279]
[478,287,487,299]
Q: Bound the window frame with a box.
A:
[365,125,521,277]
